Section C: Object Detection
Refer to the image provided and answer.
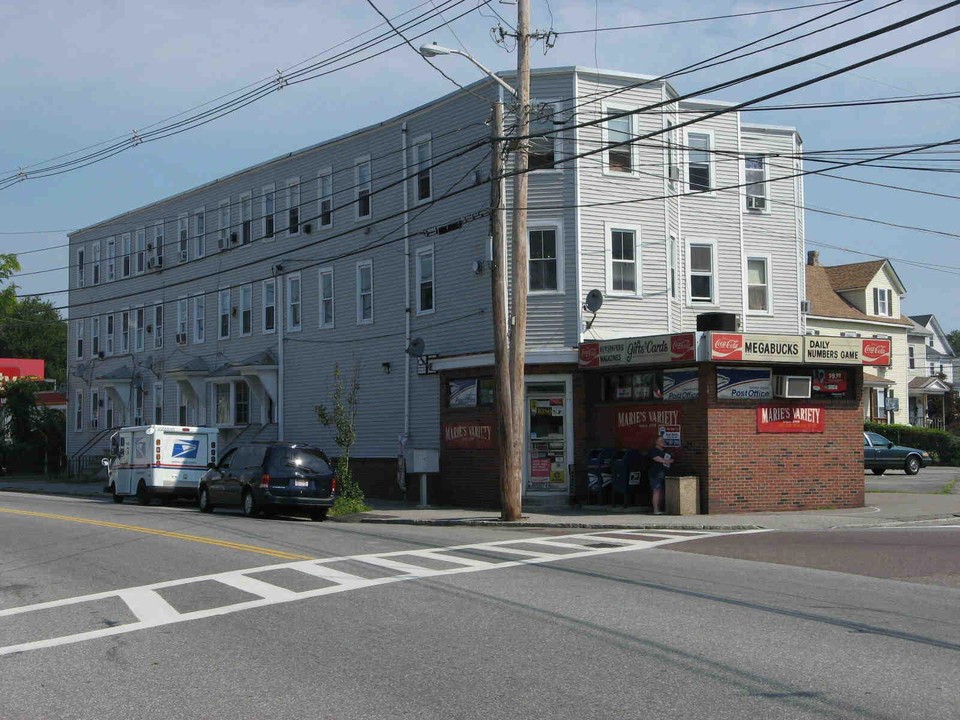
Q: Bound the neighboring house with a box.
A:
[66,66,807,506]
[907,314,956,428]
[803,252,911,425]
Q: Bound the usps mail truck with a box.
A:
[103,425,219,505]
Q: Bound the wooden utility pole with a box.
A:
[490,102,515,517]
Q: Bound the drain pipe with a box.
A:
[400,123,411,471]
[276,262,284,440]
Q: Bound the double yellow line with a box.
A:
[0,506,314,560]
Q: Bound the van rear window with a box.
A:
[267,448,332,475]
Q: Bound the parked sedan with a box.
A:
[863,431,932,476]
[197,442,336,520]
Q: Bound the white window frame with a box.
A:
[412,135,433,203]
[240,191,253,245]
[528,222,564,295]
[744,155,769,212]
[286,178,300,236]
[287,273,302,332]
[153,222,164,268]
[76,247,85,288]
[74,389,83,432]
[153,303,163,350]
[746,255,772,314]
[176,298,188,343]
[153,382,163,425]
[262,184,276,239]
[193,294,206,344]
[528,100,563,174]
[120,310,130,353]
[686,238,718,306]
[317,169,333,228]
[218,289,231,340]
[355,157,372,220]
[874,287,892,317]
[91,387,100,430]
[75,318,84,359]
[135,228,146,274]
[668,235,677,300]
[106,314,115,356]
[121,233,132,278]
[133,386,144,426]
[686,130,715,194]
[908,345,915,369]
[135,307,145,352]
[106,237,116,282]
[218,199,231,249]
[356,261,374,325]
[416,245,435,315]
[92,242,101,285]
[262,278,276,334]
[239,284,252,336]
[214,380,250,427]
[666,119,679,186]
[194,207,206,258]
[319,267,335,329]
[92,316,100,357]
[604,222,641,297]
[601,104,637,177]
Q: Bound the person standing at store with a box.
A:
[647,435,673,515]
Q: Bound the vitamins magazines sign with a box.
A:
[756,405,825,433]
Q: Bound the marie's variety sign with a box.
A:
[804,336,891,367]
[442,422,494,449]
[709,334,802,363]
[615,405,682,449]
[756,404,825,433]
[579,333,695,368]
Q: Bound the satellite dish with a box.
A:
[406,337,425,357]
[584,289,604,313]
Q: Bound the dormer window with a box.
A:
[873,288,892,317]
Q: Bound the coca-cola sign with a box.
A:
[861,339,891,366]
[803,336,891,367]
[709,333,802,363]
[578,333,697,368]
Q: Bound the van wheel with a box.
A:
[904,455,921,475]
[198,486,214,513]
[871,469,886,476]
[242,490,260,518]
[111,484,124,503]
[310,508,328,522]
[136,479,151,506]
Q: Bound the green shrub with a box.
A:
[864,422,960,466]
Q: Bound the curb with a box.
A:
[339,516,765,531]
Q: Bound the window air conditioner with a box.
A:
[176,332,186,345]
[218,237,227,250]
[774,375,812,399]
[747,195,766,211]
[303,223,313,234]
[178,250,188,262]
[230,232,239,244]
[668,165,680,182]
[146,243,154,251]
[800,300,812,314]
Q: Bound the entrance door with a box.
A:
[524,376,572,497]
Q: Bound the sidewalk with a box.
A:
[2,476,959,530]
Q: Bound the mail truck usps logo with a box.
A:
[171,440,200,459]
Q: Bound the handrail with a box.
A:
[70,425,118,459]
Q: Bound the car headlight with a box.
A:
[921,452,930,457]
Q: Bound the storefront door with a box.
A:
[524,376,572,497]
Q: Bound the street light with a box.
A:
[418,43,518,97]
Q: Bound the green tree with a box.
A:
[947,329,960,355]
[0,298,68,386]
[315,363,366,514]
[0,253,20,317]
[0,378,65,474]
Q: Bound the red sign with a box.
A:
[0,359,45,384]
[442,422,494,449]
[615,405,683,454]
[670,334,695,362]
[579,342,600,368]
[812,370,847,393]
[756,405,825,433]
[711,333,743,361]
[530,456,551,478]
[861,339,891,367]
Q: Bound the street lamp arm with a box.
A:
[418,43,517,97]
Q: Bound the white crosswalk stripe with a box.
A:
[0,528,766,657]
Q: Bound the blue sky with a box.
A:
[1,0,958,329]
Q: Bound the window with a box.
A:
[287,273,302,331]
[262,278,276,333]
[77,248,85,288]
[286,179,300,236]
[135,228,146,274]
[121,233,131,278]
[745,155,767,211]
[215,381,250,426]
[666,120,678,184]
[177,298,188,342]
[194,208,205,258]
[605,110,633,174]
[529,102,561,171]
[91,387,100,430]
[153,382,163,424]
[106,237,116,282]
[92,243,101,285]
[668,235,677,299]
[909,345,915,369]
[873,287,892,317]
[218,289,231,339]
[416,246,435,314]
[688,241,716,303]
[193,294,205,343]
[356,261,373,324]
[262,184,275,238]
[356,158,372,218]
[154,303,163,350]
[135,307,145,352]
[75,319,84,359]
[529,227,559,292]
[106,314,115,355]
[318,170,333,227]
[153,222,164,267]
[606,226,639,295]
[412,137,432,201]
[176,386,188,425]
[92,316,100,356]
[105,395,115,428]
[235,382,250,425]
[240,192,252,244]
[174,215,187,262]
[133,387,144,426]
[747,257,770,312]
[319,268,334,328]
[120,311,130,353]
[930,363,935,375]
[687,132,712,192]
[219,200,231,249]
[74,389,83,432]
[239,284,252,335]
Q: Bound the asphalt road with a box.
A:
[864,464,960,494]
[2,493,959,720]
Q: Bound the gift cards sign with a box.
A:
[579,333,696,368]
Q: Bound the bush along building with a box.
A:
[67,66,880,513]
